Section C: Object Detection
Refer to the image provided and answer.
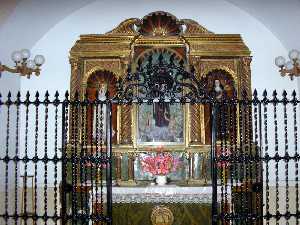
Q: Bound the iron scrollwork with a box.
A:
[116,53,209,101]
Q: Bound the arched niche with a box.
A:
[203,69,236,144]
[85,70,118,144]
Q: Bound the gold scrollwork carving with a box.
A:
[181,19,213,35]
[106,18,140,35]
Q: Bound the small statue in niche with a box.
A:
[93,83,115,141]
[214,79,224,100]
[93,83,107,140]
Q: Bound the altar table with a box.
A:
[89,186,226,225]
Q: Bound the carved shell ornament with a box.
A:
[105,11,213,36]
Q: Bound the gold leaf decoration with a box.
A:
[106,18,140,35]
[181,19,213,35]
[120,105,132,144]
[190,104,202,144]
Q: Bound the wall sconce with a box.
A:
[0,49,45,79]
[275,49,300,80]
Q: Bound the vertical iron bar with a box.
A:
[233,97,239,224]
[292,91,299,225]
[79,94,85,223]
[83,92,89,224]
[219,102,225,225]
[223,99,229,224]
[53,92,59,225]
[44,92,49,225]
[24,92,30,225]
[263,91,270,225]
[99,100,104,224]
[106,101,113,225]
[95,92,100,223]
[282,91,289,225]
[61,92,67,224]
[5,92,11,225]
[70,96,77,224]
[73,95,79,224]
[238,99,246,223]
[34,92,39,224]
[89,97,94,224]
[14,92,20,225]
[211,102,218,225]
[243,96,250,222]
[273,91,280,225]
[254,91,263,224]
[258,99,263,225]
[229,98,235,222]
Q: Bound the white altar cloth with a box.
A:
[90,185,229,204]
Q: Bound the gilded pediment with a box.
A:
[106,18,140,35]
[104,11,213,37]
[181,19,213,35]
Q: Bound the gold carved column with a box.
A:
[188,56,205,145]
[69,57,82,99]
[239,56,252,97]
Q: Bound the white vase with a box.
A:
[156,175,167,185]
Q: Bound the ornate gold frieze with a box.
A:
[71,43,131,52]
[133,37,186,47]
[188,43,250,56]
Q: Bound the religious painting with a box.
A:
[137,103,184,144]
[136,48,185,145]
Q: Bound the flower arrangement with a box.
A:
[140,152,181,176]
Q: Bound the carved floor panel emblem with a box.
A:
[151,205,174,225]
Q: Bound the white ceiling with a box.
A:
[227,0,300,50]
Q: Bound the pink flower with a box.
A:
[140,152,182,176]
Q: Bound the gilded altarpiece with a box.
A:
[68,11,252,225]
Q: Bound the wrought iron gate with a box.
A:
[0,92,114,225]
[1,52,300,224]
[211,90,300,225]
[0,90,300,224]
[60,93,114,225]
